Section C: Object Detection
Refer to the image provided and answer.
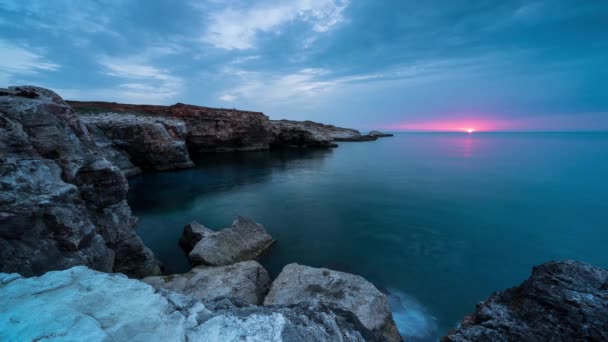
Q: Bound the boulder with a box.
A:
[80,113,194,174]
[184,216,274,266]
[0,86,158,277]
[0,266,376,341]
[264,263,402,342]
[368,130,394,138]
[143,261,271,305]
[443,260,608,342]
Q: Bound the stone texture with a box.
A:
[369,130,394,137]
[443,260,608,342]
[264,263,402,342]
[0,266,376,342]
[69,101,273,155]
[185,216,275,266]
[80,113,194,174]
[143,260,270,305]
[0,86,158,277]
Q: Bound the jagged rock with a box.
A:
[443,260,608,342]
[264,263,402,342]
[143,261,271,305]
[0,266,376,341]
[80,113,194,174]
[69,101,273,155]
[0,86,158,277]
[184,216,275,266]
[368,130,394,138]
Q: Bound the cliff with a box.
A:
[0,86,158,277]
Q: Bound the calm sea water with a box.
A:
[129,132,608,341]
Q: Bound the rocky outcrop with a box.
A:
[80,113,194,174]
[0,266,377,341]
[264,263,402,342]
[369,130,394,138]
[143,261,270,305]
[0,86,157,277]
[270,119,373,147]
[443,260,608,342]
[69,101,273,155]
[182,216,275,266]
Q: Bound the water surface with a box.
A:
[129,132,608,340]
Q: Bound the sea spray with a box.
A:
[387,289,439,342]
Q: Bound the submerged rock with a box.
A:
[143,261,271,305]
[443,260,608,342]
[0,266,376,341]
[184,216,275,266]
[369,130,394,138]
[0,86,157,277]
[264,263,402,342]
[81,113,194,174]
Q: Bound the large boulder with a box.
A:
[69,101,273,155]
[0,86,158,277]
[143,261,271,305]
[0,266,377,341]
[264,263,402,342]
[183,216,275,266]
[80,113,194,174]
[443,260,608,342]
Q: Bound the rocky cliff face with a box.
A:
[80,113,194,175]
[69,101,273,154]
[270,119,364,147]
[0,86,158,278]
[443,260,608,341]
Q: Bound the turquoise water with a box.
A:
[129,132,608,340]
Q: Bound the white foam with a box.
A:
[387,289,439,342]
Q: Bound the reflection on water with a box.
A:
[129,133,608,340]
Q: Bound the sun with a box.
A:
[466,128,475,133]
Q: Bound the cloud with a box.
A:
[96,55,182,103]
[0,40,59,85]
[219,94,237,101]
[200,0,350,50]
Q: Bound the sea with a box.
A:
[128,132,608,341]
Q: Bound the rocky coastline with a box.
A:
[1,86,606,341]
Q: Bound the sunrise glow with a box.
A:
[466,128,475,133]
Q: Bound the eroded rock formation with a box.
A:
[182,216,275,266]
[369,130,394,138]
[143,260,270,305]
[443,260,608,342]
[69,101,273,154]
[0,86,157,277]
[270,120,363,147]
[0,266,378,342]
[80,113,194,174]
[264,263,402,342]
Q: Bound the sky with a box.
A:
[0,0,607,131]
